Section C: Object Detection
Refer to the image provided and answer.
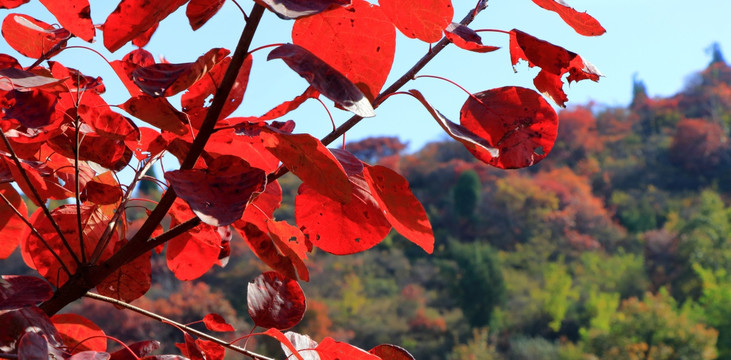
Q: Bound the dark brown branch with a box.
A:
[85,292,274,360]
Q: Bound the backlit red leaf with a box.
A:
[255,0,350,19]
[234,221,299,280]
[166,199,222,280]
[96,247,151,304]
[83,180,123,206]
[1,14,69,58]
[0,183,28,259]
[0,275,52,310]
[459,86,558,169]
[259,86,320,121]
[165,155,267,226]
[78,92,139,141]
[125,127,168,161]
[444,23,500,53]
[530,0,605,36]
[18,332,48,360]
[0,0,29,9]
[121,95,189,136]
[39,0,94,41]
[103,0,188,52]
[132,48,230,97]
[267,220,309,281]
[131,22,158,48]
[369,344,415,360]
[268,44,374,118]
[195,340,224,360]
[292,0,395,101]
[241,178,282,228]
[317,337,379,360]
[247,271,306,330]
[296,150,392,255]
[49,132,132,171]
[186,0,226,30]
[51,313,106,353]
[49,61,105,94]
[110,49,155,96]
[364,165,433,253]
[203,313,235,332]
[379,0,453,43]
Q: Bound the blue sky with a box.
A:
[2,0,730,151]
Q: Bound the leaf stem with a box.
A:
[0,131,81,266]
[84,292,274,360]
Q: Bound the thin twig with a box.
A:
[0,191,72,277]
[74,98,85,263]
[84,292,275,360]
[0,131,81,266]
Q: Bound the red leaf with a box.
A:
[241,180,282,229]
[166,199,222,280]
[364,165,433,253]
[0,307,63,352]
[39,0,94,42]
[267,220,309,281]
[109,341,160,360]
[110,49,156,96]
[96,247,151,304]
[268,44,374,118]
[259,86,320,121]
[18,332,48,360]
[1,14,69,58]
[164,155,267,226]
[186,0,226,30]
[530,0,605,36]
[103,0,188,53]
[25,205,118,287]
[182,333,205,360]
[292,0,395,101]
[234,221,299,280]
[132,48,230,97]
[444,23,500,53]
[0,0,29,9]
[49,132,132,171]
[121,95,189,136]
[202,313,235,332]
[83,180,123,205]
[49,61,105,94]
[51,313,106,353]
[262,328,304,360]
[281,332,319,360]
[407,89,499,167]
[0,275,52,310]
[295,149,392,255]
[247,271,306,330]
[2,89,59,129]
[2,156,69,206]
[0,183,28,259]
[131,22,158,48]
[379,0,453,43]
[181,54,252,130]
[369,344,415,360]
[459,86,558,169]
[78,92,139,141]
[255,0,350,19]
[317,337,379,360]
[125,127,168,161]
[195,340,224,360]
[0,67,65,91]
[250,124,352,203]
[509,29,601,107]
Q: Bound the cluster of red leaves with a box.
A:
[0,0,605,359]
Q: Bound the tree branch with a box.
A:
[84,292,275,360]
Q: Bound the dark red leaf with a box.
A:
[18,332,48,360]
[295,149,392,255]
[0,0,29,9]
[83,180,123,205]
[255,0,350,19]
[51,313,106,353]
[182,333,204,360]
[268,44,374,117]
[368,344,415,360]
[444,23,499,53]
[133,48,230,97]
[109,341,160,360]
[110,49,155,96]
[317,337,379,360]
[39,0,94,41]
[0,183,28,259]
[165,155,267,226]
[0,67,65,90]
[186,0,226,30]
[233,221,299,280]
[259,86,320,121]
[202,313,235,332]
[166,198,222,280]
[459,86,558,169]
[364,165,433,253]
[0,275,52,310]
[49,131,132,171]
[530,0,605,36]
[1,13,69,58]
[96,246,151,304]
[2,89,58,129]
[247,271,306,330]
[121,95,190,135]
[103,0,188,52]
[292,0,395,101]
[78,92,139,141]
[407,89,499,167]
[0,307,63,352]
[379,0,453,43]
[195,340,224,360]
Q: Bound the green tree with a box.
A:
[453,169,481,220]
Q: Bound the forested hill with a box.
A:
[12,48,731,359]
